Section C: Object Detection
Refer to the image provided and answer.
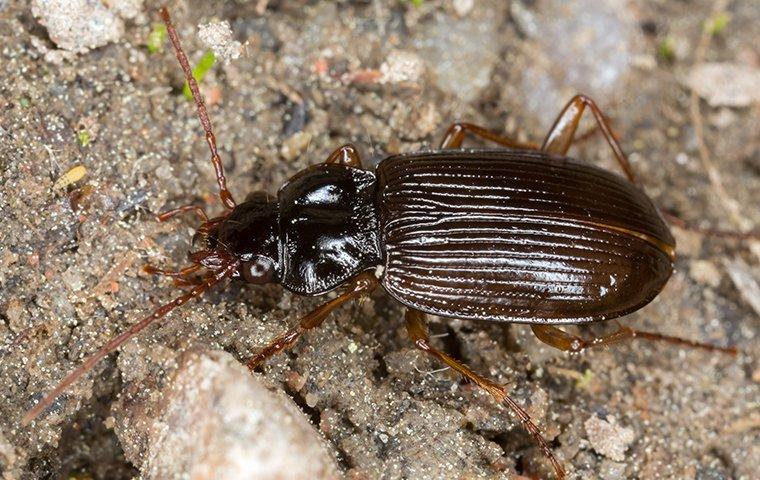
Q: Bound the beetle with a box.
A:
[23,8,746,479]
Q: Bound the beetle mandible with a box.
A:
[24,8,749,479]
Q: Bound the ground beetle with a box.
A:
[24,8,746,479]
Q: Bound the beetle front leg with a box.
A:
[531,324,736,355]
[325,143,363,168]
[439,122,540,150]
[405,309,566,479]
[246,272,378,370]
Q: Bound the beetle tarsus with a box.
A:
[531,324,736,356]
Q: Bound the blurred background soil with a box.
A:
[1,0,758,478]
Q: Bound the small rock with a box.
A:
[683,63,760,108]
[107,0,144,20]
[519,0,642,127]
[280,131,312,161]
[119,350,340,480]
[3,298,27,331]
[198,20,243,63]
[0,432,20,477]
[452,0,475,17]
[31,0,127,53]
[412,7,501,103]
[722,257,760,318]
[599,459,627,480]
[380,50,425,85]
[584,415,635,462]
[689,259,722,288]
[510,0,539,38]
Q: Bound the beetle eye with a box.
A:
[242,256,276,284]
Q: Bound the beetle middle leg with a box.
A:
[246,272,378,370]
[531,324,736,355]
[541,94,640,185]
[155,204,209,223]
[439,122,541,150]
[405,309,566,479]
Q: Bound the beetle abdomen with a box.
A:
[376,150,675,324]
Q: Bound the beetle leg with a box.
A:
[531,324,736,355]
[405,309,566,479]
[439,122,540,150]
[541,94,640,186]
[543,95,760,239]
[246,272,378,370]
[143,263,201,278]
[325,143,363,167]
[156,205,208,223]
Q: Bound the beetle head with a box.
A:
[191,192,281,284]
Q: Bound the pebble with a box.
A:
[412,6,500,103]
[380,50,425,85]
[198,21,243,63]
[599,459,627,479]
[584,415,635,462]
[684,62,760,108]
[280,131,312,161]
[689,259,722,288]
[31,0,129,53]
[452,0,475,18]
[519,0,641,127]
[722,257,760,318]
[119,350,340,480]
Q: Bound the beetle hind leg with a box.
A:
[531,324,736,355]
[542,94,760,239]
[405,309,566,479]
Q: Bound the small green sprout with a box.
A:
[657,36,676,63]
[704,12,730,36]
[182,51,216,100]
[147,23,168,54]
[77,130,91,147]
[409,0,424,6]
[575,369,594,390]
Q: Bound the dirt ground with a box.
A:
[1,0,758,479]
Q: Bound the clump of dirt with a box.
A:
[1,0,758,479]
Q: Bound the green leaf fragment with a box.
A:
[704,12,730,36]
[657,36,676,62]
[575,369,594,390]
[182,51,216,100]
[77,130,91,147]
[147,23,167,54]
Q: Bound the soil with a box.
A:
[1,0,758,479]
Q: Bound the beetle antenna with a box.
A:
[160,7,237,211]
[22,263,238,426]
